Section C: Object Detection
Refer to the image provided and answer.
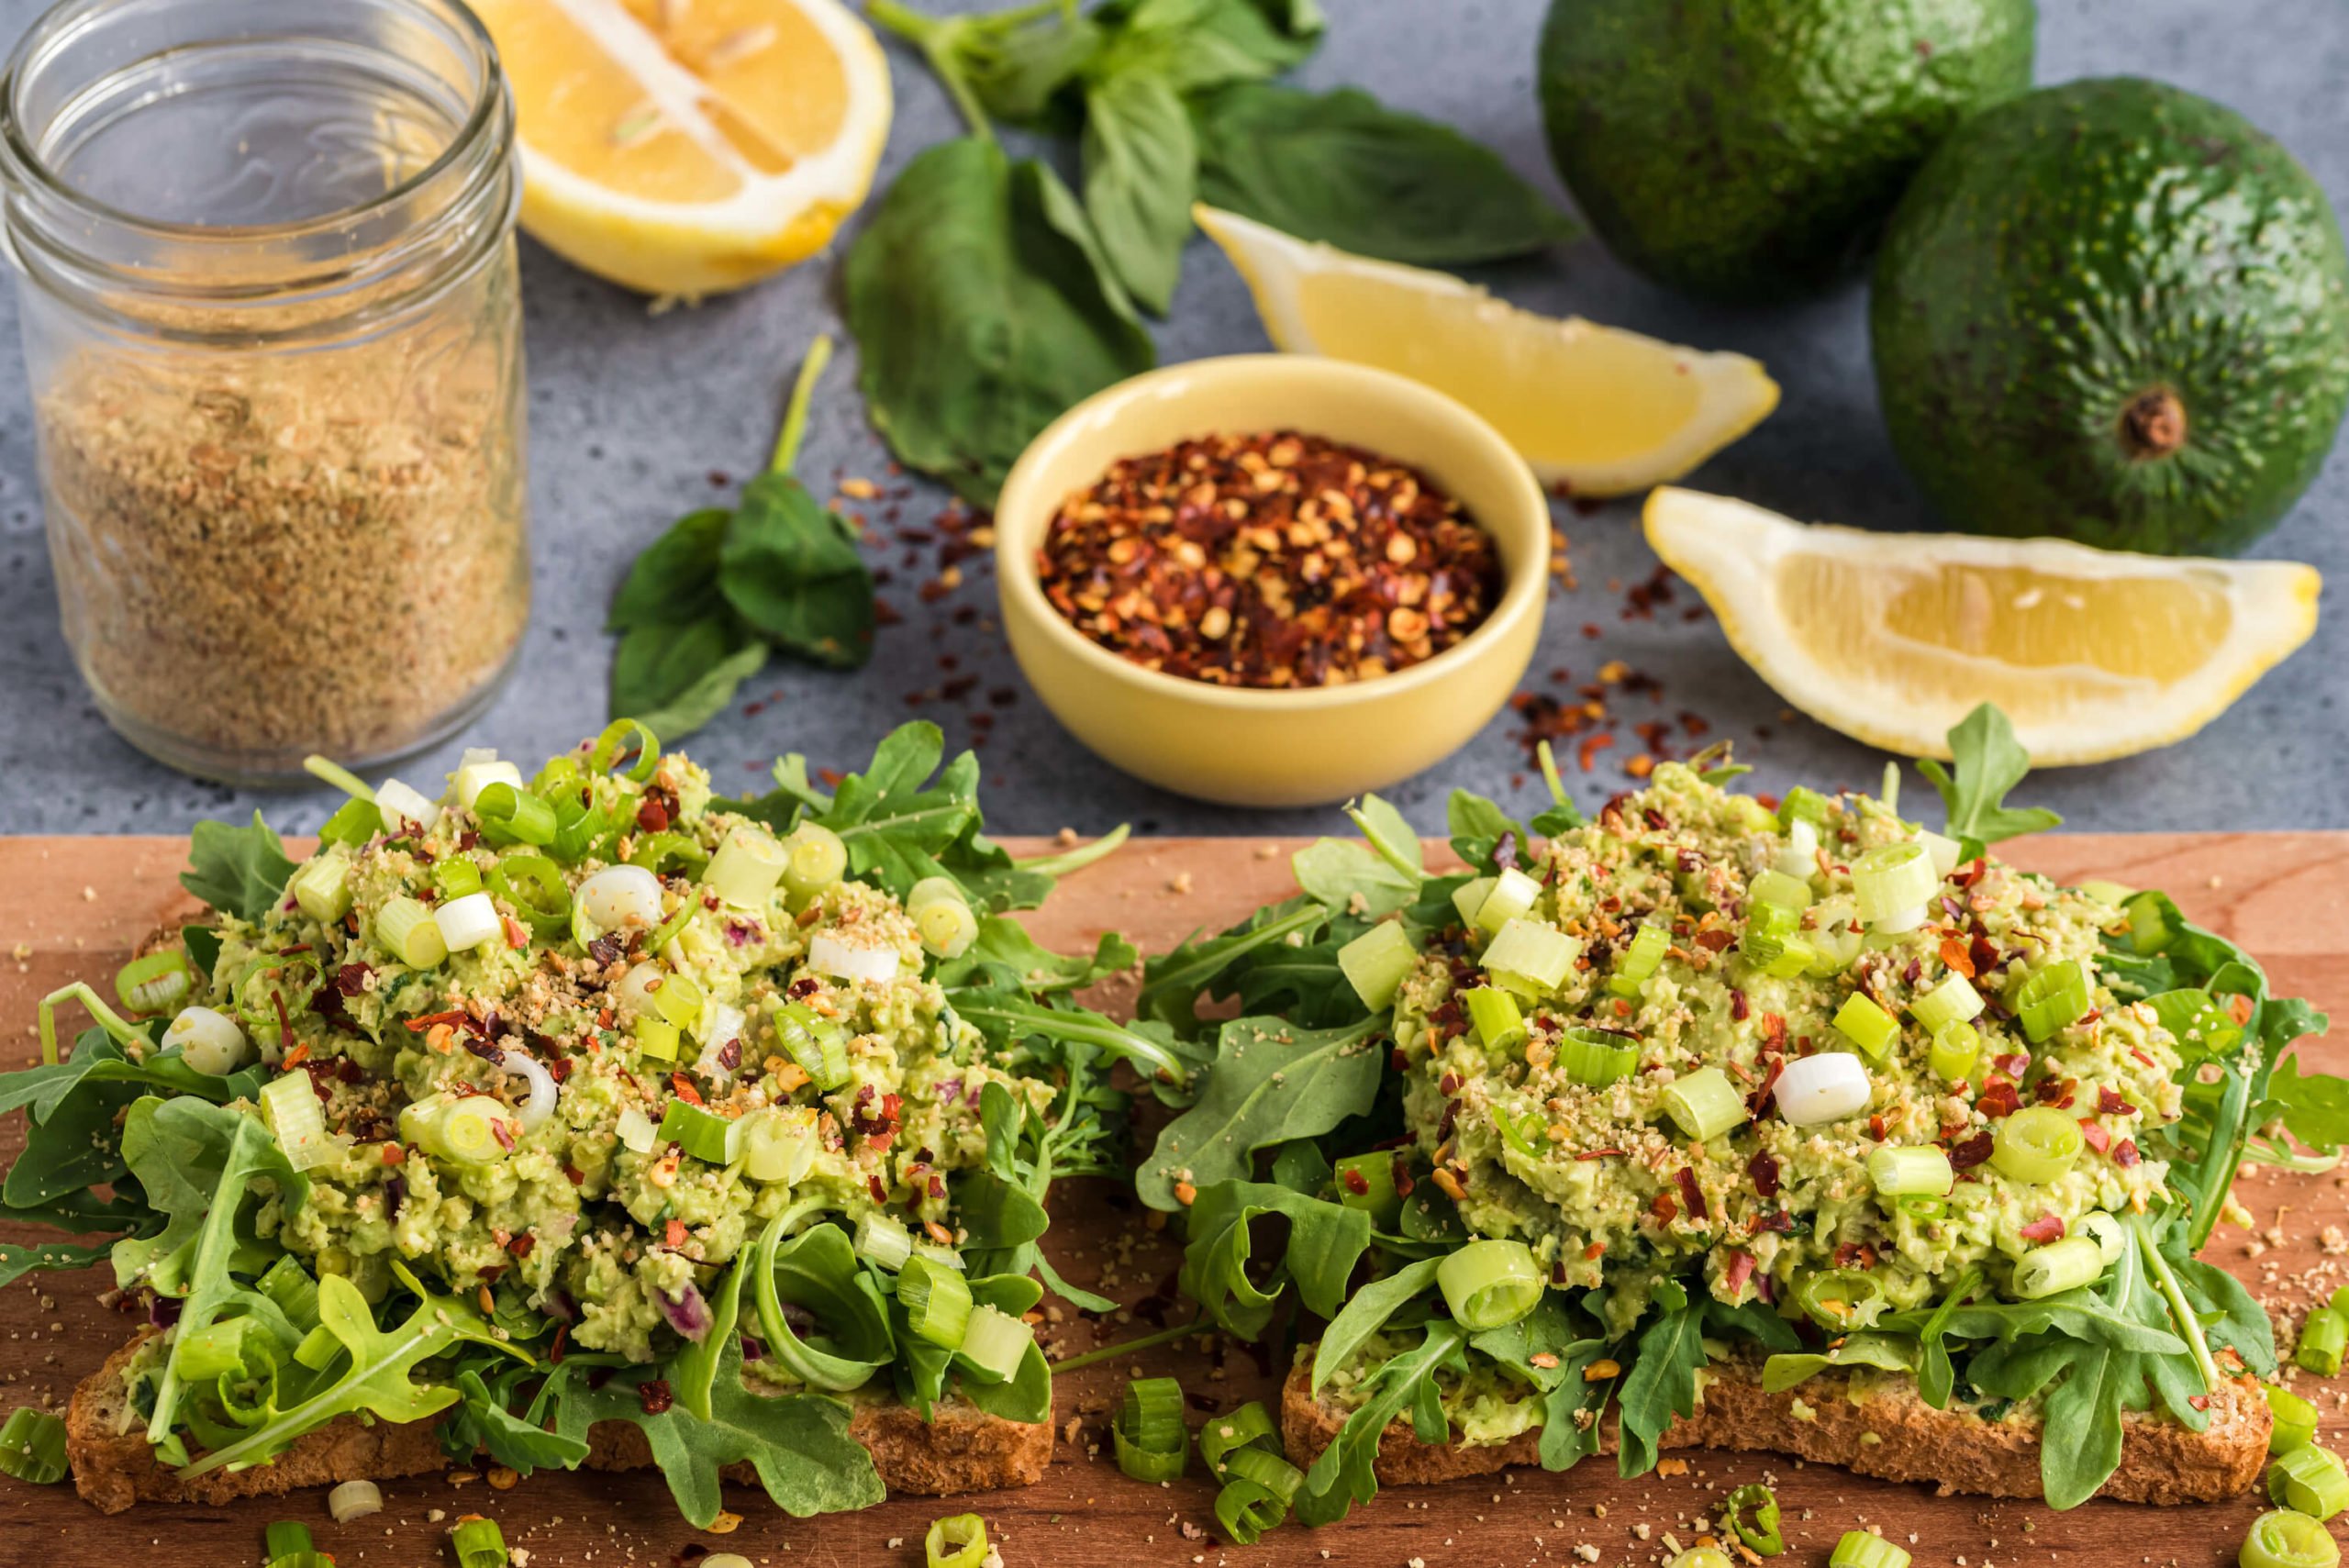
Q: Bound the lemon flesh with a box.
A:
[1644,486,2321,765]
[1196,205,1777,496]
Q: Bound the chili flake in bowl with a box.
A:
[1034,429,1502,688]
[996,355,1549,806]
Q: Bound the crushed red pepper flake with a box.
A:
[1032,428,1500,688]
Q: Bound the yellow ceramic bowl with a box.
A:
[995,355,1550,807]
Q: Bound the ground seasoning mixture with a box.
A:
[1033,429,1501,688]
[39,326,527,768]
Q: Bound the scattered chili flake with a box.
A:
[1722,1250,1755,1295]
[664,1218,687,1248]
[1582,1241,1607,1261]
[2112,1139,2143,1168]
[639,1380,674,1416]
[2098,1085,2136,1117]
[1033,429,1500,688]
[1746,1150,1781,1196]
[1948,1131,1997,1169]
[1675,1167,1708,1221]
[2018,1214,2065,1243]
[1650,1190,1678,1224]
[2078,1120,2111,1155]
[671,1073,703,1107]
[507,1232,536,1259]
[1976,1078,2021,1119]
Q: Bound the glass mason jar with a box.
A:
[0,0,529,784]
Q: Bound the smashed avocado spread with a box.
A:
[5,721,1143,1528]
[1142,705,2342,1522]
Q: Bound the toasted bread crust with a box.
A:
[66,1333,1051,1516]
[1279,1351,2269,1504]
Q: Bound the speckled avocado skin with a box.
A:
[1871,77,2349,556]
[1536,0,2035,304]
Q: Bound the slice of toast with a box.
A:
[65,1331,1051,1516]
[1278,1346,2270,1505]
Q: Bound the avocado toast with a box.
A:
[1,721,1163,1525]
[1140,705,2339,1521]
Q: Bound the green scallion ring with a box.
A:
[490,854,572,931]
[1219,1443,1303,1506]
[2243,1509,2342,1568]
[2269,1443,2349,1521]
[1723,1482,1783,1555]
[590,718,662,783]
[474,781,558,847]
[264,1521,314,1562]
[115,949,192,1015]
[1213,1476,1288,1546]
[1436,1238,1543,1330]
[1829,1530,1911,1568]
[450,1516,508,1568]
[0,1407,68,1485]
[1114,1376,1187,1484]
[2269,1384,2321,1454]
[925,1514,990,1568]
[1197,1400,1279,1480]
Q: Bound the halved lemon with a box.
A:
[1645,486,2321,764]
[1195,205,1779,496]
[470,0,891,299]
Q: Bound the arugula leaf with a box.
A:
[0,1235,116,1289]
[1193,84,1577,264]
[2036,1219,2207,1509]
[1292,838,1419,920]
[1310,1257,1442,1393]
[443,1365,590,1475]
[672,1253,748,1422]
[1615,1281,1703,1477]
[1139,897,1329,1034]
[2266,1052,2349,1154]
[842,137,1154,508]
[1760,1332,1918,1392]
[1293,1318,1466,1526]
[554,1339,883,1527]
[1916,703,2063,862]
[1138,1012,1386,1208]
[935,916,1137,995]
[1080,65,1196,313]
[181,812,296,923]
[1447,789,1530,876]
[1178,1179,1371,1338]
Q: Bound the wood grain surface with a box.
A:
[6,832,2349,1568]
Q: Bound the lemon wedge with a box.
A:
[1195,204,1778,496]
[1644,486,2321,764]
[469,0,891,298]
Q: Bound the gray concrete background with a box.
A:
[0,0,2341,841]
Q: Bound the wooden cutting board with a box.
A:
[6,832,2349,1568]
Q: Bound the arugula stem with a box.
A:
[2245,1141,2344,1174]
[1536,740,1568,807]
[39,982,143,1065]
[863,1,997,142]
[301,754,374,803]
[952,999,1190,1084]
[1049,1314,1208,1373]
[768,334,834,476]
[1013,823,1130,880]
[2137,1217,2221,1394]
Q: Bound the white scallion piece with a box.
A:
[433,890,503,952]
[615,1104,657,1154]
[373,777,440,833]
[452,752,522,811]
[855,1211,914,1271]
[1771,1051,1872,1128]
[1773,817,1820,880]
[328,1479,383,1523]
[578,864,663,931]
[1917,828,1962,877]
[163,1006,247,1076]
[808,931,899,985]
[705,825,788,909]
[497,1051,559,1130]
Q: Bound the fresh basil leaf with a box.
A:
[1917,702,2063,862]
[868,0,1105,126]
[182,811,297,923]
[1080,66,1196,315]
[607,507,729,632]
[1093,0,1323,90]
[610,616,766,741]
[717,473,875,670]
[843,137,1154,507]
[1194,84,1577,265]
[1140,1013,1385,1208]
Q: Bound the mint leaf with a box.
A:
[181,812,296,923]
[1916,703,2063,861]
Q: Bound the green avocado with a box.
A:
[1535,0,2035,303]
[1872,78,2349,556]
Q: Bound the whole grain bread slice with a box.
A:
[65,1331,1051,1516]
[1278,1346,2269,1505]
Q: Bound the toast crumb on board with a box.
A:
[66,1332,1051,1516]
[1279,1349,2269,1504]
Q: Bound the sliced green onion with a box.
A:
[2270,1385,2322,1454]
[115,950,192,1014]
[0,1407,67,1485]
[2272,1444,2349,1521]
[1745,898,1800,945]
[1757,934,1816,979]
[2014,959,2091,1042]
[1558,1027,1638,1087]
[1868,1145,1954,1198]
[1723,1483,1784,1556]
[1830,1531,1910,1568]
[1214,1476,1287,1545]
[1114,1377,1188,1483]
[1666,1553,1737,1568]
[490,854,572,931]
[955,1305,1034,1385]
[1852,841,1938,929]
[626,830,710,878]
[1338,921,1417,1011]
[1464,986,1526,1053]
[1928,1021,1981,1084]
[375,895,447,970]
[899,1256,973,1350]
[2331,1284,2349,1318]
[742,1106,818,1184]
[2243,1509,2341,1568]
[171,1315,259,1382]
[1197,1401,1278,1479]
[289,851,354,926]
[2121,889,2177,955]
[1911,973,1984,1036]
[1662,1066,1748,1142]
[451,1516,508,1568]
[774,1002,851,1089]
[1992,1105,2085,1184]
[856,1211,915,1272]
[438,1096,517,1165]
[925,1514,989,1568]
[781,822,849,906]
[1777,786,1831,830]
[433,859,485,901]
[294,1324,341,1370]
[2301,1309,2349,1377]
[589,718,661,783]
[1436,1239,1542,1330]
[1748,869,1812,910]
[1833,993,1900,1060]
[656,1100,740,1164]
[1473,867,1541,934]
[1452,875,1496,928]
[1609,922,1671,997]
[327,1478,383,1523]
[632,1017,682,1062]
[2013,1235,2107,1299]
[914,895,978,961]
[1795,1268,1887,1330]
[1334,1152,1403,1229]
[1483,917,1578,995]
[613,1104,657,1155]
[257,1256,321,1331]
[317,795,384,849]
[266,1521,315,1561]
[1220,1442,1303,1504]
[261,1072,337,1170]
[2079,1210,2127,1264]
[652,972,707,1031]
[474,782,557,847]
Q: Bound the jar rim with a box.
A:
[0,0,516,328]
